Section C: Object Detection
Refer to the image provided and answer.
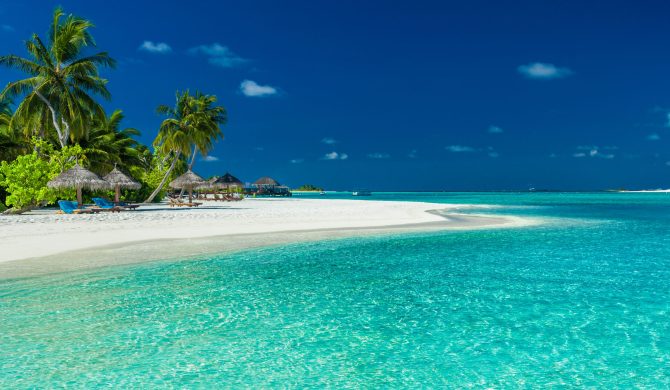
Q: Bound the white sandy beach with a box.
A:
[0,198,534,277]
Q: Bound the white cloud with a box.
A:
[321,137,338,145]
[666,161,670,166]
[408,149,417,158]
[138,41,172,54]
[254,146,265,151]
[1,24,14,32]
[322,151,348,160]
[647,133,661,141]
[573,146,614,159]
[549,153,557,158]
[666,113,670,128]
[445,145,476,152]
[488,125,503,134]
[201,155,219,162]
[240,80,278,97]
[367,153,390,159]
[518,62,573,79]
[488,152,500,158]
[290,158,304,164]
[189,43,247,67]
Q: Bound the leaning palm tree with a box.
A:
[0,7,115,148]
[144,90,227,203]
[143,91,199,203]
[186,92,227,170]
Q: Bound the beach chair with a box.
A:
[168,197,185,207]
[92,198,124,213]
[57,200,102,214]
[93,197,140,211]
[118,201,140,210]
[167,197,201,207]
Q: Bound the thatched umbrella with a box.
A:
[211,172,243,190]
[170,170,206,203]
[47,163,110,207]
[103,166,141,203]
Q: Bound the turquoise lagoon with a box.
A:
[1,192,669,387]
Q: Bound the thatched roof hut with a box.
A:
[254,176,280,186]
[211,172,243,189]
[103,166,141,203]
[170,170,206,203]
[47,163,110,206]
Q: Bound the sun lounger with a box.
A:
[169,197,202,207]
[118,201,140,210]
[168,198,185,207]
[58,200,103,214]
[93,197,139,211]
[92,198,124,213]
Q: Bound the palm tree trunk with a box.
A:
[189,145,198,170]
[179,145,198,197]
[144,150,180,203]
[34,90,69,148]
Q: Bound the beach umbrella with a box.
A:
[47,163,111,207]
[169,170,206,203]
[103,166,141,203]
[210,172,244,190]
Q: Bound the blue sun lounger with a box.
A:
[58,200,101,214]
[92,198,124,212]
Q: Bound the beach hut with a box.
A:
[211,172,244,190]
[254,176,280,189]
[169,170,206,204]
[251,176,291,196]
[103,166,141,203]
[47,163,111,207]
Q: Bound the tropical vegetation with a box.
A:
[0,8,227,213]
[295,184,323,191]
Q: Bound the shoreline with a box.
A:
[0,199,537,279]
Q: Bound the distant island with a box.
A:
[293,184,324,192]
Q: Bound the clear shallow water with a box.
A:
[1,192,670,387]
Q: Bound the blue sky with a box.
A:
[1,0,670,190]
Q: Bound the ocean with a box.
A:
[1,192,669,387]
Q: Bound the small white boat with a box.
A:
[352,191,372,196]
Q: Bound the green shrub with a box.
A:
[0,139,80,211]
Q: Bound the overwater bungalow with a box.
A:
[247,176,292,197]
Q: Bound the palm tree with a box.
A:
[144,91,199,203]
[79,109,147,175]
[0,7,115,148]
[144,91,227,203]
[0,97,28,161]
[0,97,11,130]
[186,92,227,170]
